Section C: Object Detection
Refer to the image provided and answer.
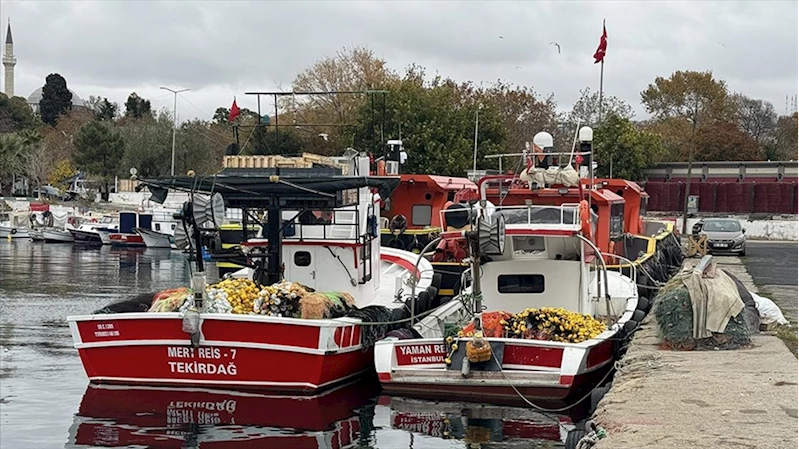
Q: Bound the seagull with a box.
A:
[516,66,522,70]
[499,35,504,39]
[717,42,726,47]
[550,42,561,54]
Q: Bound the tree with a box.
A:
[640,70,732,125]
[731,93,777,145]
[176,119,228,175]
[693,121,762,161]
[353,66,504,176]
[117,111,173,177]
[86,95,119,121]
[568,87,633,127]
[0,93,37,133]
[475,81,560,156]
[593,113,665,181]
[73,121,125,198]
[767,113,798,160]
[124,93,153,119]
[0,133,34,195]
[38,73,74,126]
[289,46,399,150]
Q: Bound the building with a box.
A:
[26,86,85,113]
[2,20,15,97]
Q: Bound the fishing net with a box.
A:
[345,305,393,348]
[93,292,155,314]
[654,275,751,350]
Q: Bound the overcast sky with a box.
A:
[1,0,797,127]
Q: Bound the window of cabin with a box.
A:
[610,203,625,237]
[155,223,161,231]
[512,236,545,255]
[412,204,433,226]
[294,251,312,267]
[497,274,545,294]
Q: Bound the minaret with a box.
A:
[3,20,15,97]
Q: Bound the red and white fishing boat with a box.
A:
[374,127,649,405]
[108,211,152,247]
[68,156,437,394]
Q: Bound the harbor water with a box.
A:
[0,240,584,448]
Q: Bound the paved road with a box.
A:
[742,241,797,323]
[743,241,797,285]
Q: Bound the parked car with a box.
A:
[695,218,746,256]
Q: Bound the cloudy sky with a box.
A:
[1,0,797,125]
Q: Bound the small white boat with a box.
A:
[29,228,45,241]
[135,227,174,249]
[42,227,75,243]
[0,225,30,239]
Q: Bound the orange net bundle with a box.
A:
[460,311,512,338]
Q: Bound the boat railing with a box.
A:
[280,207,366,242]
[491,203,580,227]
[597,252,638,286]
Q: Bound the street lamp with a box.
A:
[473,103,483,174]
[681,116,699,235]
[160,86,190,176]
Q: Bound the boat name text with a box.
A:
[168,361,238,376]
[94,322,119,338]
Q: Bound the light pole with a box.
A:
[681,116,699,235]
[160,86,190,176]
[473,104,483,174]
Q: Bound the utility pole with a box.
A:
[681,115,699,235]
[160,86,190,176]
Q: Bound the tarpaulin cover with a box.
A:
[137,175,401,209]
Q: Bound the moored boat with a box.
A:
[135,226,174,249]
[68,160,441,394]
[374,127,650,405]
[42,227,75,243]
[109,211,152,248]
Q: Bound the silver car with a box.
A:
[698,218,746,256]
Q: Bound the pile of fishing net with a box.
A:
[149,288,192,313]
[654,271,752,350]
[459,308,607,343]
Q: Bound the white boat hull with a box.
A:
[135,227,174,249]
[0,225,30,239]
[43,228,75,243]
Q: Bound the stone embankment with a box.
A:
[592,256,798,449]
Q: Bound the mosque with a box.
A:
[2,20,86,112]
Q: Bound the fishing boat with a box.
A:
[69,216,118,244]
[28,228,44,241]
[66,380,379,449]
[42,227,75,243]
[373,127,651,406]
[135,227,174,249]
[68,156,440,394]
[109,211,153,247]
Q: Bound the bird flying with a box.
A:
[499,35,504,39]
[550,42,561,54]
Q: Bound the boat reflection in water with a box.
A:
[65,380,582,448]
[66,380,380,449]
[378,395,576,447]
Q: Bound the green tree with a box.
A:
[176,119,228,175]
[640,70,731,124]
[117,111,173,177]
[0,93,37,132]
[0,133,34,195]
[568,87,633,127]
[39,73,73,126]
[124,93,153,119]
[768,113,798,161]
[74,121,125,198]
[86,96,119,121]
[593,113,664,181]
[353,66,504,176]
[730,93,777,145]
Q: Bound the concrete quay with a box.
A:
[592,256,798,449]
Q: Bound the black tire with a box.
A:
[431,272,442,290]
[636,297,651,314]
[739,251,745,257]
[589,385,611,414]
[565,429,587,449]
[632,309,646,323]
[10,228,17,235]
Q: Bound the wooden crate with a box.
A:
[223,153,344,171]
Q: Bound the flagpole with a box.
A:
[597,19,605,124]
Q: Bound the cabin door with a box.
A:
[289,248,317,290]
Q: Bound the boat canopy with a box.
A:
[137,175,401,209]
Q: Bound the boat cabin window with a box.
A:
[155,223,161,231]
[294,251,312,267]
[498,274,545,294]
[171,224,176,230]
[412,204,433,226]
[610,203,625,238]
[640,197,649,216]
[512,236,545,255]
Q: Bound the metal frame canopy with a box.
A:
[136,174,400,285]
[137,175,400,209]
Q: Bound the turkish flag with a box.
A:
[228,98,241,122]
[532,142,545,162]
[575,153,584,165]
[593,22,607,64]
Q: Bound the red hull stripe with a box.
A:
[585,338,614,369]
[394,342,564,368]
[506,228,577,237]
[381,253,420,278]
